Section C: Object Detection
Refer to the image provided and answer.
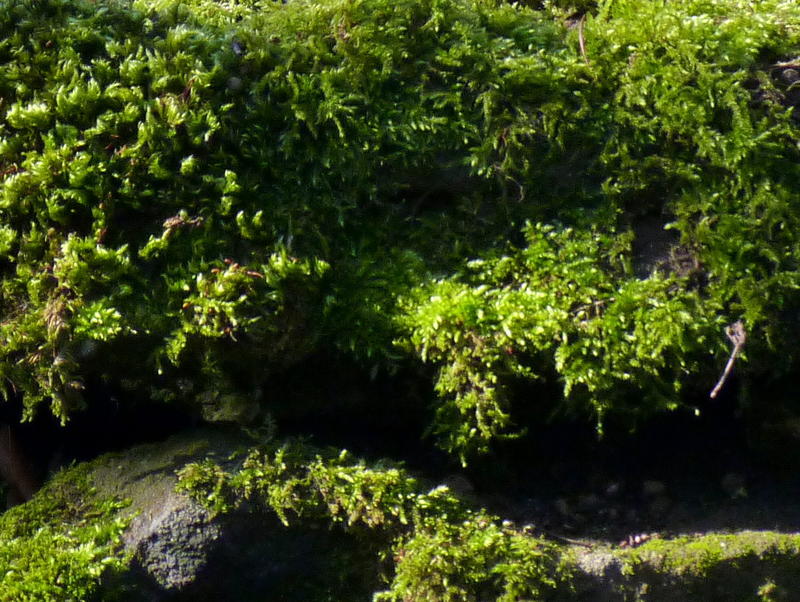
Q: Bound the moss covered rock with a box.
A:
[569,532,800,601]
[1,428,798,600]
[88,428,387,600]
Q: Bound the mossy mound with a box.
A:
[2,0,800,597]
[2,0,800,460]
[0,464,128,601]
[571,532,800,601]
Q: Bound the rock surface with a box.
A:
[86,428,379,600]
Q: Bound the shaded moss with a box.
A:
[5,435,800,601]
[177,439,569,600]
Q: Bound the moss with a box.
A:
[2,0,798,461]
[176,439,800,600]
[177,439,569,600]
[566,531,800,601]
[0,430,243,601]
[624,531,800,578]
[0,465,130,601]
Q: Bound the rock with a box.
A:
[79,428,381,600]
[563,531,800,602]
[15,430,800,601]
[574,550,626,583]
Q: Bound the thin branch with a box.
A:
[709,320,746,399]
[578,15,589,65]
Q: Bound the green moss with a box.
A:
[624,532,800,578]
[177,439,569,601]
[561,531,800,601]
[2,0,800,462]
[5,438,800,601]
[178,440,800,600]
[0,466,130,601]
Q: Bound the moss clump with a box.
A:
[178,440,800,601]
[177,440,568,601]
[377,513,570,602]
[565,531,800,601]
[0,466,129,601]
[4,436,800,601]
[1,0,798,463]
[623,531,800,579]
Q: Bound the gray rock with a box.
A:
[781,68,800,84]
[84,428,380,600]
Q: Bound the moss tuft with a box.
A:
[0,465,129,601]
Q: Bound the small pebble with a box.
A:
[781,68,800,84]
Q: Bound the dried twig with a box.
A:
[709,320,746,399]
[577,15,589,65]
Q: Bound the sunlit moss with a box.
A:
[0,466,129,601]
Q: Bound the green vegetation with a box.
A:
[397,223,718,457]
[607,531,800,600]
[3,0,800,596]
[2,0,800,457]
[622,531,800,579]
[2,434,799,601]
[176,440,569,601]
[0,466,128,601]
[176,441,800,601]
